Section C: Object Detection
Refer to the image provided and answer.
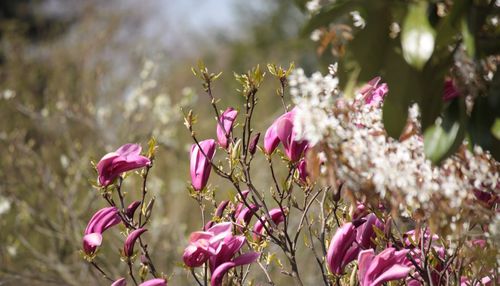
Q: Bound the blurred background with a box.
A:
[0,0,319,284]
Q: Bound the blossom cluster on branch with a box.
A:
[81,62,498,285]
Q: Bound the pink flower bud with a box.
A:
[216,107,238,149]
[248,132,260,155]
[126,201,141,219]
[190,139,216,191]
[263,109,296,154]
[124,228,147,257]
[215,200,229,218]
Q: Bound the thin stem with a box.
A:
[127,258,139,286]
[90,261,114,282]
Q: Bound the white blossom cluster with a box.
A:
[290,67,340,146]
[291,66,499,227]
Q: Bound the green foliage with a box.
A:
[304,0,500,161]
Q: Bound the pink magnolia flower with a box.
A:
[111,278,127,286]
[263,108,308,161]
[297,159,308,183]
[139,278,167,286]
[276,117,308,162]
[215,200,229,218]
[217,108,238,149]
[83,207,121,255]
[210,252,259,286]
[126,201,141,219]
[235,204,259,230]
[461,276,493,286]
[360,77,389,106]
[253,208,285,241]
[190,139,216,191]
[183,222,259,286]
[404,229,445,285]
[443,79,460,102]
[97,143,151,187]
[123,228,147,257]
[326,216,384,275]
[183,222,233,267]
[326,222,358,275]
[358,248,412,286]
[248,132,260,155]
[263,109,296,154]
[356,214,384,249]
[233,190,251,219]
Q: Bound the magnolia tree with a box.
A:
[80,59,498,286]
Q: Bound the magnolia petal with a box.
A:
[111,278,127,286]
[138,278,167,286]
[370,264,411,286]
[124,228,147,257]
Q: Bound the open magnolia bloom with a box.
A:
[183,222,259,286]
[358,248,412,286]
[97,143,151,187]
[326,214,383,275]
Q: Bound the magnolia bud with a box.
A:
[249,133,260,155]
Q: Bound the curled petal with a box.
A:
[217,108,238,149]
[124,228,147,257]
[236,204,259,228]
[111,278,127,286]
[326,222,357,275]
[297,159,308,183]
[83,233,103,255]
[139,278,167,286]
[183,244,211,267]
[357,213,383,249]
[211,252,259,286]
[126,201,141,219]
[264,124,280,154]
[371,264,412,286]
[253,208,285,241]
[215,200,229,218]
[85,207,118,234]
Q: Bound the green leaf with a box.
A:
[492,119,500,140]
[382,53,420,138]
[424,123,460,163]
[468,70,500,160]
[401,2,436,70]
[423,99,466,164]
[461,17,475,57]
[382,99,409,138]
